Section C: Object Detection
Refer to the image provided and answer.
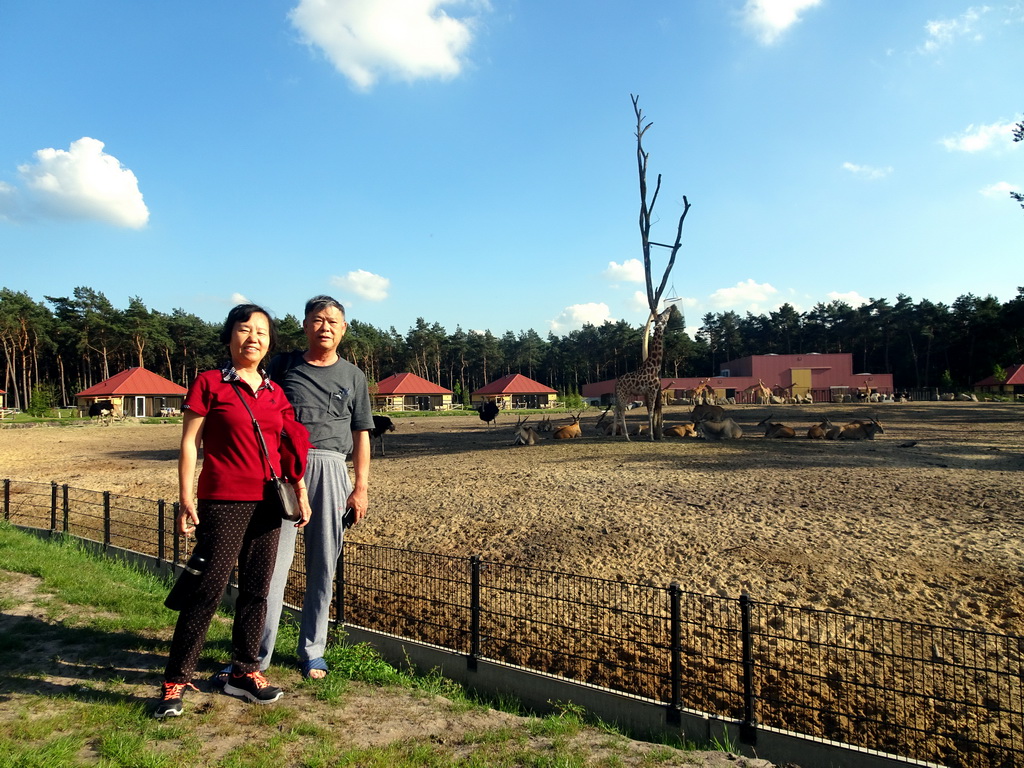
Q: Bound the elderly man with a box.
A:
[217,295,373,681]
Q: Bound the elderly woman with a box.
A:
[156,304,312,719]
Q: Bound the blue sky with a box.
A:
[1,1,1021,338]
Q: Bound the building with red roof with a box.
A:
[374,372,455,411]
[471,373,559,409]
[973,364,1024,398]
[75,367,188,418]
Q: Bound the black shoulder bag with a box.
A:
[232,384,302,522]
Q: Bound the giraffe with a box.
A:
[755,378,772,405]
[691,379,715,406]
[614,307,673,442]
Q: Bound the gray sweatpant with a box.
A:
[260,448,351,669]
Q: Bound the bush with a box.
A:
[26,384,57,417]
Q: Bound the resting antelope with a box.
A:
[807,417,834,440]
[836,417,884,440]
[553,411,584,439]
[511,415,539,446]
[695,416,743,440]
[663,422,697,438]
[758,413,797,438]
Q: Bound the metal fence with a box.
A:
[4,478,1021,767]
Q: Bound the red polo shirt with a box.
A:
[183,369,307,501]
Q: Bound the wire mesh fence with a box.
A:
[4,478,1021,767]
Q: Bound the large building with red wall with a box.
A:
[581,353,894,405]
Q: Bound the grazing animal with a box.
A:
[758,413,797,438]
[613,307,673,442]
[807,417,834,440]
[535,415,553,433]
[88,400,115,425]
[476,401,500,426]
[663,422,697,438]
[695,417,744,441]
[511,415,539,446]
[689,404,725,423]
[370,415,395,456]
[836,417,884,440]
[553,411,584,440]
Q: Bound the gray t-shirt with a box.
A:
[268,351,374,455]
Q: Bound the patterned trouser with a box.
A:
[164,499,281,684]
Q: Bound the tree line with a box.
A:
[1,285,1021,411]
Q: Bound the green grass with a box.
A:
[0,522,730,767]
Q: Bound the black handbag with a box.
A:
[233,384,302,522]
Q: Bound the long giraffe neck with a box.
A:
[643,322,665,372]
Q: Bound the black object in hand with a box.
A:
[342,507,355,529]
[165,550,207,611]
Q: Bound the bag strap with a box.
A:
[231,382,280,482]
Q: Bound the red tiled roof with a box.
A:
[472,373,557,396]
[376,372,453,395]
[75,367,188,398]
[974,364,1024,387]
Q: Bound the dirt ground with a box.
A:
[3,402,1021,637]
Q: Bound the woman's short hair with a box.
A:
[304,295,346,321]
[218,304,278,353]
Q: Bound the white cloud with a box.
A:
[842,161,893,180]
[330,269,390,301]
[708,279,778,310]
[550,302,612,333]
[741,0,822,45]
[980,181,1021,198]
[826,290,869,307]
[290,0,482,91]
[941,120,1016,152]
[921,6,989,53]
[230,292,251,305]
[628,291,651,314]
[11,137,148,228]
[603,258,645,284]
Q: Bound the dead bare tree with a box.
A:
[631,94,692,437]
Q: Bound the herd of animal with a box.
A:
[507,405,884,446]
[367,403,885,454]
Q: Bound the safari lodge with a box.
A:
[75,367,187,418]
[373,372,455,411]
[471,373,559,410]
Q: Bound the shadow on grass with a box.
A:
[0,609,233,708]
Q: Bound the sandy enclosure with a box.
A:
[2,402,1023,637]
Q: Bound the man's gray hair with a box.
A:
[304,295,346,320]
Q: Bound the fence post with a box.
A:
[336,537,346,625]
[50,481,58,532]
[3,479,8,521]
[103,491,111,549]
[157,499,166,565]
[62,485,69,532]
[172,502,180,564]
[469,555,481,670]
[739,592,757,745]
[668,581,682,725]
